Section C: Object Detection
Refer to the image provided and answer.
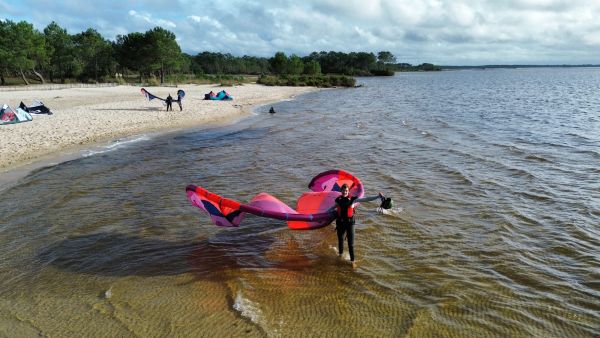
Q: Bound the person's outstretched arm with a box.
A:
[355,192,384,203]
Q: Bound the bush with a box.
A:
[369,69,395,76]
[146,76,160,86]
[257,75,278,86]
[257,74,356,88]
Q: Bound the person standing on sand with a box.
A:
[166,94,173,111]
[177,92,183,111]
[331,183,385,267]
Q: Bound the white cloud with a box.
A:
[187,15,223,30]
[128,10,176,28]
[353,26,378,45]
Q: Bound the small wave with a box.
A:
[525,154,550,163]
[377,206,404,217]
[531,141,575,151]
[518,191,553,202]
[103,286,113,299]
[565,132,593,142]
[493,142,527,155]
[572,149,600,160]
[506,167,536,180]
[83,136,151,157]
[233,290,263,325]
[354,121,366,129]
[508,209,541,226]
[434,164,474,186]
[341,134,373,140]
[432,117,451,128]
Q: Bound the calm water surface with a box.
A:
[1,68,599,337]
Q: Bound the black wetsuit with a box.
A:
[166,95,173,111]
[177,95,182,111]
[335,195,358,261]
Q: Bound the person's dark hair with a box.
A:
[381,197,393,209]
[341,184,349,190]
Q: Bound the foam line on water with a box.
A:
[83,135,151,157]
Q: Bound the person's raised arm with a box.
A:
[355,192,385,203]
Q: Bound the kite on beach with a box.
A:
[186,169,378,230]
[1,104,33,125]
[141,88,185,105]
[204,90,233,100]
[19,100,53,115]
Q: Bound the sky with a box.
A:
[1,0,599,65]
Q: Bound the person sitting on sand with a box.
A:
[330,184,384,268]
[166,94,173,111]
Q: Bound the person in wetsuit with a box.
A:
[332,183,384,267]
[176,92,183,111]
[166,94,173,111]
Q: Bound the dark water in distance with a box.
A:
[1,68,599,336]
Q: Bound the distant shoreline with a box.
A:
[441,64,600,70]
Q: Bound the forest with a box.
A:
[0,20,440,86]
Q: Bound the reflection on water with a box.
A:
[1,68,599,336]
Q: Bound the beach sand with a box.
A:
[0,84,317,172]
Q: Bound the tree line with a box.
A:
[0,20,439,85]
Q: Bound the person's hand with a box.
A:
[378,192,385,200]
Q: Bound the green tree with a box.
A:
[115,32,149,81]
[419,63,439,71]
[191,53,270,75]
[145,27,181,83]
[0,20,12,84]
[0,20,47,85]
[377,51,397,64]
[6,21,48,84]
[303,60,321,75]
[270,52,288,75]
[352,52,377,73]
[193,52,224,74]
[73,28,114,81]
[241,55,269,74]
[287,54,304,75]
[178,53,192,74]
[44,21,78,83]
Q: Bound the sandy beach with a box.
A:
[0,84,317,172]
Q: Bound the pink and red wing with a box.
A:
[186,169,364,230]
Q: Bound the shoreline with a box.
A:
[0,83,318,189]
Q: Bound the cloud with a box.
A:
[187,15,223,30]
[128,10,176,28]
[1,0,599,65]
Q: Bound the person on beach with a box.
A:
[331,184,385,267]
[177,92,183,111]
[166,94,173,111]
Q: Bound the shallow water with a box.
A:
[1,68,599,337]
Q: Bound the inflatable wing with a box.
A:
[141,88,165,101]
[204,90,233,100]
[186,169,364,230]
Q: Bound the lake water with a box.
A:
[0,68,598,336]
